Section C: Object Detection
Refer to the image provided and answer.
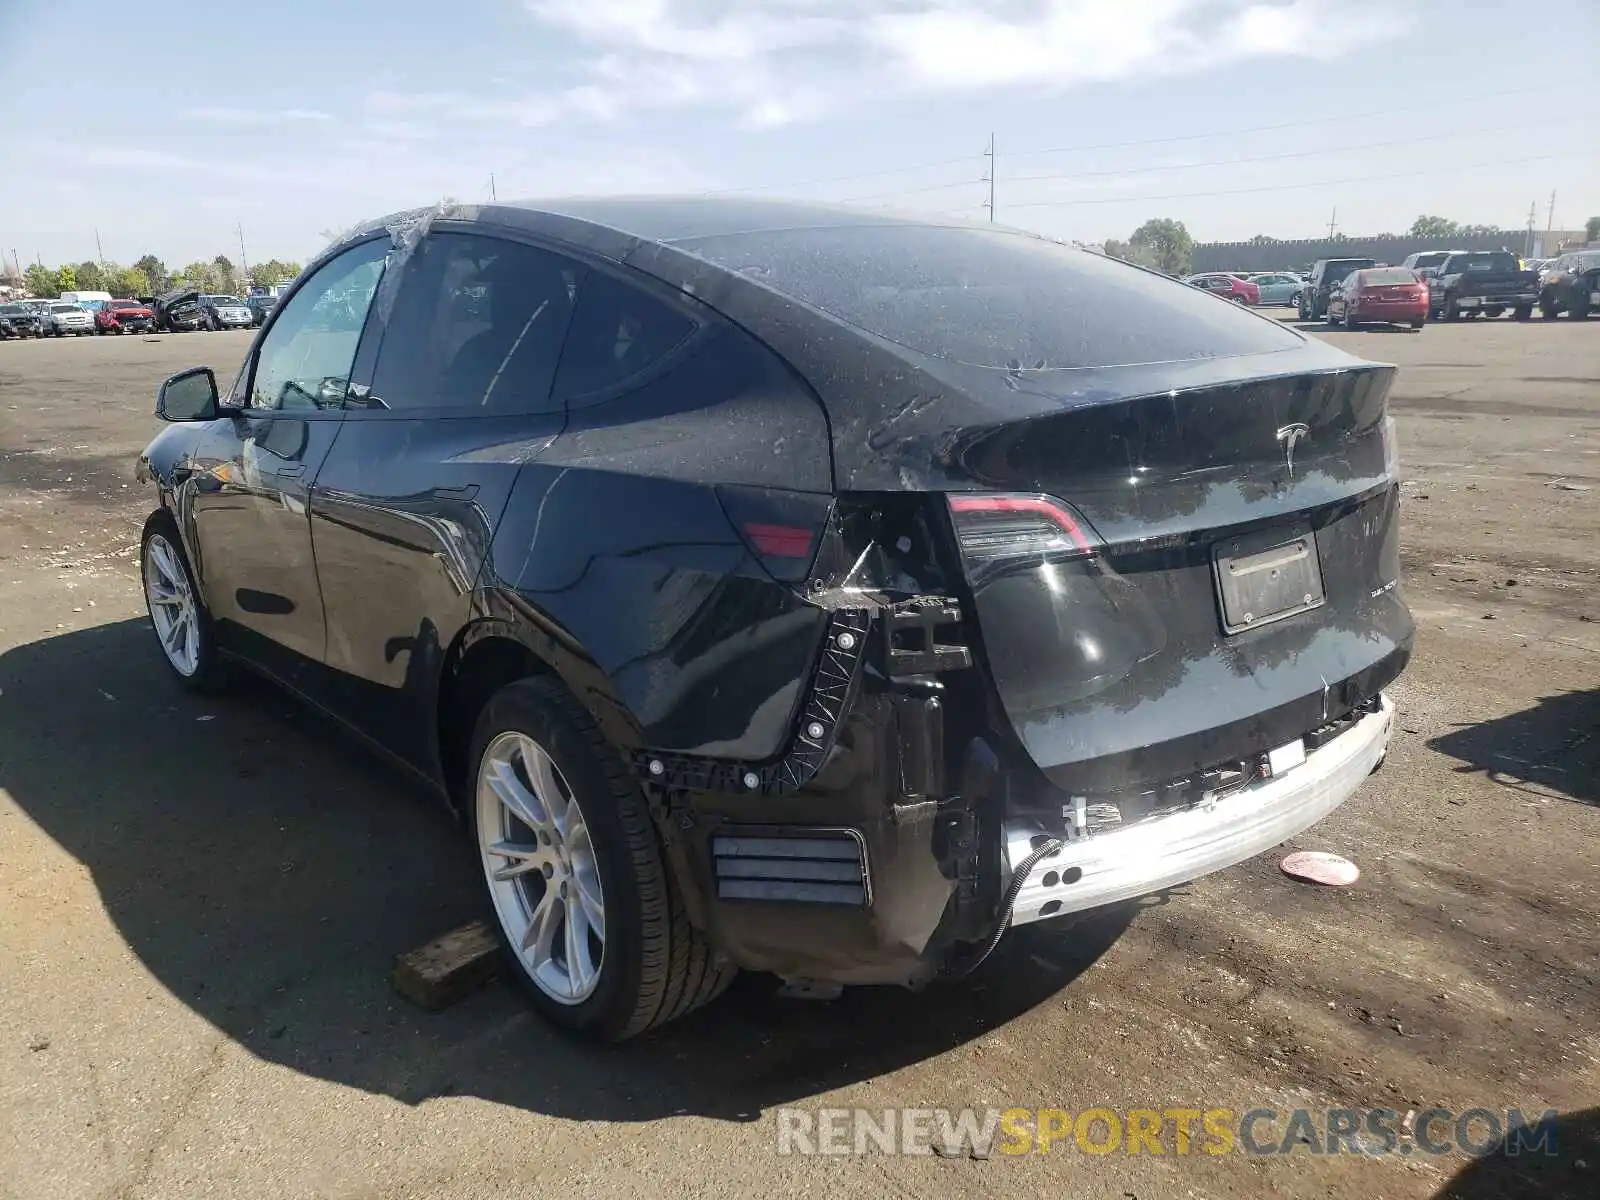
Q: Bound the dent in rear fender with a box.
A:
[485,463,832,762]
[137,422,215,581]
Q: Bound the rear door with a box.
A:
[308,228,579,772]
[188,238,388,683]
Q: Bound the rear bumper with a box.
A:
[1004,694,1393,925]
[1354,303,1427,321]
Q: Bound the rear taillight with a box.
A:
[716,485,832,583]
[947,493,1103,577]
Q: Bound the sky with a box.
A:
[1,0,1596,270]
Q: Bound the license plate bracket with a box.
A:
[1213,524,1325,634]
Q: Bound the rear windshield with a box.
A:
[111,300,142,309]
[1409,252,1450,269]
[1360,268,1419,285]
[677,224,1301,370]
[1448,252,1518,273]
[1321,259,1375,278]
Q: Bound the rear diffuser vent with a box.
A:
[712,828,870,906]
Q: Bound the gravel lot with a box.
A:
[1,319,1596,1200]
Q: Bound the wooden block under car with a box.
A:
[393,920,501,1011]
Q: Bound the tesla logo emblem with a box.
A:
[1277,423,1311,477]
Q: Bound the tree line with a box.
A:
[1100,214,1600,276]
[6,253,303,300]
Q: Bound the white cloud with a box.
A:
[469,0,1409,126]
[189,106,333,125]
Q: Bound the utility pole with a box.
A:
[237,222,249,279]
[1525,202,1537,258]
[1546,188,1557,240]
[983,134,995,223]
[490,173,497,202]
[1326,207,1337,239]
[95,228,105,269]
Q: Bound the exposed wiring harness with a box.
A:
[940,836,1065,979]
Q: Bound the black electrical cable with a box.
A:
[941,836,1065,980]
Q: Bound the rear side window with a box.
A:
[371,232,580,413]
[679,224,1300,370]
[552,270,697,406]
[1360,269,1419,285]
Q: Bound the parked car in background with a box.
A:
[245,293,277,326]
[154,288,208,332]
[135,198,1409,1040]
[1428,251,1539,321]
[0,302,46,339]
[1326,268,1428,330]
[1536,250,1600,320]
[1400,251,1456,276]
[96,298,157,334]
[45,301,96,336]
[199,294,254,330]
[1246,273,1302,306]
[1299,257,1378,320]
[1184,273,1261,305]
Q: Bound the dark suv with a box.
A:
[136,200,1411,1040]
[1298,257,1379,320]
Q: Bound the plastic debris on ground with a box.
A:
[1280,850,1360,886]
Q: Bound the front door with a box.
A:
[189,238,390,682]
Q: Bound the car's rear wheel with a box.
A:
[1346,310,1362,330]
[1568,291,1590,319]
[1512,305,1532,321]
[469,676,734,1040]
[1409,319,1424,330]
[1483,306,1504,318]
[1539,293,1560,319]
[140,519,230,692]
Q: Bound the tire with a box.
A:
[468,676,734,1040]
[1346,310,1362,331]
[1512,305,1532,321]
[1568,292,1590,320]
[140,517,232,693]
[1409,319,1424,330]
[1443,298,1460,322]
[1540,293,1560,319]
[1482,306,1504,319]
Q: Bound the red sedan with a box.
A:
[95,299,156,334]
[1326,268,1428,330]
[1185,273,1262,305]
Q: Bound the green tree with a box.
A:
[212,255,239,294]
[1459,224,1504,237]
[24,263,59,297]
[1586,216,1600,243]
[1409,215,1460,238]
[55,264,78,293]
[74,261,106,292]
[133,254,168,292]
[1128,217,1194,275]
[110,267,150,298]
[177,261,217,291]
[1249,233,1279,244]
[248,258,302,288]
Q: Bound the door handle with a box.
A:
[274,463,307,478]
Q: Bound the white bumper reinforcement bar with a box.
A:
[1004,695,1394,926]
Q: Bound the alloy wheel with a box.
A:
[142,532,201,676]
[476,731,606,1005]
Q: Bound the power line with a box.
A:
[998,153,1562,210]
[702,85,1546,198]
[834,117,1579,205]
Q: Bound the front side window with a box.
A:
[553,269,697,405]
[250,240,388,411]
[370,232,580,413]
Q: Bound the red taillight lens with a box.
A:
[742,522,814,558]
[947,493,1102,569]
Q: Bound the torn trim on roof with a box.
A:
[371,201,463,324]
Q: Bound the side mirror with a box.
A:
[157,367,219,421]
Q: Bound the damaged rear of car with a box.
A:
[153,288,207,332]
[598,207,1411,992]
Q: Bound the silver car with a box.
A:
[1247,273,1304,307]
[45,302,95,336]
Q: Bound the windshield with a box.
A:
[204,295,244,305]
[1449,252,1518,273]
[1409,252,1450,269]
[1360,268,1419,285]
[679,224,1301,370]
[50,303,78,313]
[0,304,25,315]
[110,300,142,309]
[1573,252,1600,271]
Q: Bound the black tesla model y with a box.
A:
[136,199,1411,1039]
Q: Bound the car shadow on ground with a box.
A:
[1428,687,1599,808]
[1432,1106,1598,1200]
[0,619,1134,1125]
[1287,321,1421,334]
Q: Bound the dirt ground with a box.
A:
[1,318,1596,1200]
